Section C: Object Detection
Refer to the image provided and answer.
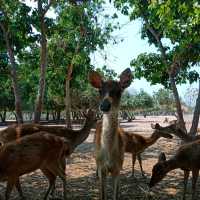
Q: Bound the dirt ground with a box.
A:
[0,115,199,200]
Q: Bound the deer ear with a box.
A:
[151,123,160,129]
[119,68,133,89]
[151,123,156,129]
[158,152,166,162]
[88,71,102,89]
[155,123,161,129]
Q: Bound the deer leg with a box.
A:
[15,178,26,200]
[137,153,145,177]
[98,167,107,200]
[132,153,136,176]
[183,170,189,200]
[47,160,67,200]
[41,168,56,200]
[191,169,199,200]
[113,175,119,200]
[96,166,99,178]
[57,162,67,200]
[5,179,15,200]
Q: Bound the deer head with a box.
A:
[151,123,173,139]
[151,122,186,137]
[89,68,133,113]
[149,152,168,188]
[83,108,97,124]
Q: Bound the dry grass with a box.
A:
[0,115,199,199]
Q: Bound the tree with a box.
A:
[153,88,175,111]
[0,60,14,122]
[33,0,56,123]
[0,0,34,123]
[115,0,200,135]
[48,0,118,127]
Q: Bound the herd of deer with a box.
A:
[0,68,200,200]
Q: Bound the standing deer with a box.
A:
[151,122,200,199]
[151,122,200,142]
[89,68,133,200]
[149,139,200,200]
[0,110,96,198]
[0,109,96,152]
[123,124,173,176]
[0,132,71,200]
[95,123,173,177]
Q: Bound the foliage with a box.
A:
[153,88,175,111]
[0,0,118,120]
[121,89,154,110]
[114,0,200,86]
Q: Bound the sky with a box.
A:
[90,2,199,100]
[24,0,198,101]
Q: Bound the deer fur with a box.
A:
[123,125,173,176]
[149,140,200,200]
[152,122,198,142]
[95,123,173,177]
[0,109,96,152]
[0,110,95,199]
[89,68,133,200]
[151,122,200,198]
[0,132,71,200]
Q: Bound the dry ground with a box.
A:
[0,115,199,200]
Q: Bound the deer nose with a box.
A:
[100,99,111,112]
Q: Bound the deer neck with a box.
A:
[176,130,192,142]
[73,119,94,149]
[144,133,160,148]
[101,110,119,150]
[164,158,179,173]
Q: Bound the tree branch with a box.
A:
[42,0,54,17]
[189,78,200,136]
[143,18,186,132]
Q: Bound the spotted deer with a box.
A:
[123,123,173,177]
[149,139,200,200]
[0,132,71,200]
[95,124,173,178]
[151,122,200,199]
[0,109,96,152]
[89,68,133,200]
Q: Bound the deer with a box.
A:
[149,139,200,200]
[0,109,96,198]
[0,132,71,200]
[150,122,200,200]
[153,122,200,143]
[0,109,96,152]
[95,123,173,178]
[123,123,173,177]
[89,68,133,200]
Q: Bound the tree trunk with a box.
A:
[169,75,186,132]
[34,12,47,123]
[0,24,23,124]
[46,110,49,121]
[0,110,7,122]
[65,78,72,128]
[189,79,200,136]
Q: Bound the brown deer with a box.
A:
[151,122,194,141]
[151,122,200,198]
[95,123,173,177]
[149,139,200,200]
[0,109,96,152]
[123,124,173,177]
[89,68,133,200]
[0,132,71,200]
